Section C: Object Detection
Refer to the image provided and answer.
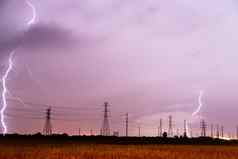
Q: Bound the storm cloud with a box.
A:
[0,24,80,57]
[1,0,238,136]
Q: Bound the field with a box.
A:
[0,144,238,159]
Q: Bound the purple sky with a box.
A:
[0,0,238,137]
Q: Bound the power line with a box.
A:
[4,106,44,116]
[5,113,44,120]
[7,98,101,111]
[52,117,101,122]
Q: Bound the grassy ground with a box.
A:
[0,144,238,159]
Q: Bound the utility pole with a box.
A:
[43,107,52,135]
[101,102,110,136]
[168,115,173,137]
[125,113,128,137]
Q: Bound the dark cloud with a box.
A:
[0,24,79,57]
[22,24,78,50]
[0,0,7,8]
[0,36,19,60]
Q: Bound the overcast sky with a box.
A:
[0,0,238,137]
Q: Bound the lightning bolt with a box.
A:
[0,0,36,134]
[26,0,36,26]
[192,90,204,117]
[1,52,15,134]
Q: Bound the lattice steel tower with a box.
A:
[200,119,207,137]
[43,107,52,135]
[221,125,224,138]
[101,102,110,136]
[159,118,163,137]
[183,120,187,137]
[168,115,173,137]
[125,113,128,137]
[216,124,220,138]
[236,125,238,139]
[211,124,214,138]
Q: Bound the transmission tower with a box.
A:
[157,127,160,137]
[200,119,207,137]
[168,115,173,137]
[221,125,224,138]
[237,126,238,140]
[100,128,102,136]
[183,120,187,137]
[189,123,193,137]
[43,107,52,135]
[138,125,141,137]
[101,102,110,136]
[176,128,180,136]
[216,124,220,138]
[159,118,163,137]
[78,128,81,136]
[210,124,214,138]
[125,113,128,137]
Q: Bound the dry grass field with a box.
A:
[0,144,238,159]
